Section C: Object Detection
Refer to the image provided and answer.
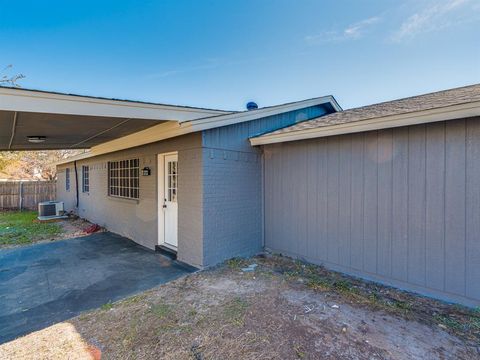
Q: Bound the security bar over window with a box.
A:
[66,168,70,191]
[82,165,89,193]
[108,159,140,199]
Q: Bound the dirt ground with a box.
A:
[56,216,99,240]
[1,255,479,359]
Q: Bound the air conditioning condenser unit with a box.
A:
[38,201,68,221]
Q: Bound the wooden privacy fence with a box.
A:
[0,181,56,210]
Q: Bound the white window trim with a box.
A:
[107,158,140,200]
[82,165,89,193]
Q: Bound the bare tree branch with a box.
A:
[0,64,25,87]
[0,150,85,180]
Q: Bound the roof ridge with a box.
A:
[252,83,480,144]
[184,95,340,124]
[341,83,480,112]
[254,94,339,112]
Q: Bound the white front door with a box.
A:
[158,153,178,248]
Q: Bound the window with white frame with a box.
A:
[108,159,139,199]
[65,168,70,191]
[82,165,89,193]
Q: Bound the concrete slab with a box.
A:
[0,232,194,344]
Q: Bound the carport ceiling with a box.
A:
[0,87,230,150]
[0,110,162,150]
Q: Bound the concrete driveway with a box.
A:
[0,232,194,344]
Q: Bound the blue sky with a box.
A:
[1,0,479,111]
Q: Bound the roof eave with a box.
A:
[56,95,341,160]
[250,101,480,146]
[182,95,341,130]
[0,86,230,121]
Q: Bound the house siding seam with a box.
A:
[263,116,480,307]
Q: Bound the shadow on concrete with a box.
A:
[0,232,194,344]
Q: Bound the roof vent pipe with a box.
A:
[246,102,258,111]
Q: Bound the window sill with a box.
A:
[108,195,140,204]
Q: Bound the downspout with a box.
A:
[261,147,265,249]
[74,160,79,208]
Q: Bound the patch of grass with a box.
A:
[389,300,413,314]
[150,300,193,334]
[0,211,62,247]
[306,274,332,291]
[293,344,306,359]
[434,314,466,331]
[151,301,172,319]
[470,315,480,331]
[266,254,480,343]
[122,318,140,348]
[101,301,114,311]
[333,279,354,293]
[121,293,147,306]
[275,258,418,315]
[226,257,249,270]
[223,297,249,326]
[434,312,480,335]
[188,307,198,318]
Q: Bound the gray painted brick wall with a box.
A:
[177,148,204,267]
[56,133,205,267]
[202,148,263,266]
[263,117,480,307]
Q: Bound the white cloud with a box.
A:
[305,16,380,44]
[392,0,478,41]
[344,17,381,39]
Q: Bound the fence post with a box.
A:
[19,181,24,210]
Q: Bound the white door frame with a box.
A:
[157,151,178,248]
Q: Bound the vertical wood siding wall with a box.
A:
[0,181,56,210]
[264,117,480,306]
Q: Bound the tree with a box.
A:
[0,65,82,180]
[0,150,84,180]
[0,64,25,87]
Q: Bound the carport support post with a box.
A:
[18,181,24,211]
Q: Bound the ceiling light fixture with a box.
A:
[27,136,46,143]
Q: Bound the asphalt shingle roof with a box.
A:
[259,83,480,137]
